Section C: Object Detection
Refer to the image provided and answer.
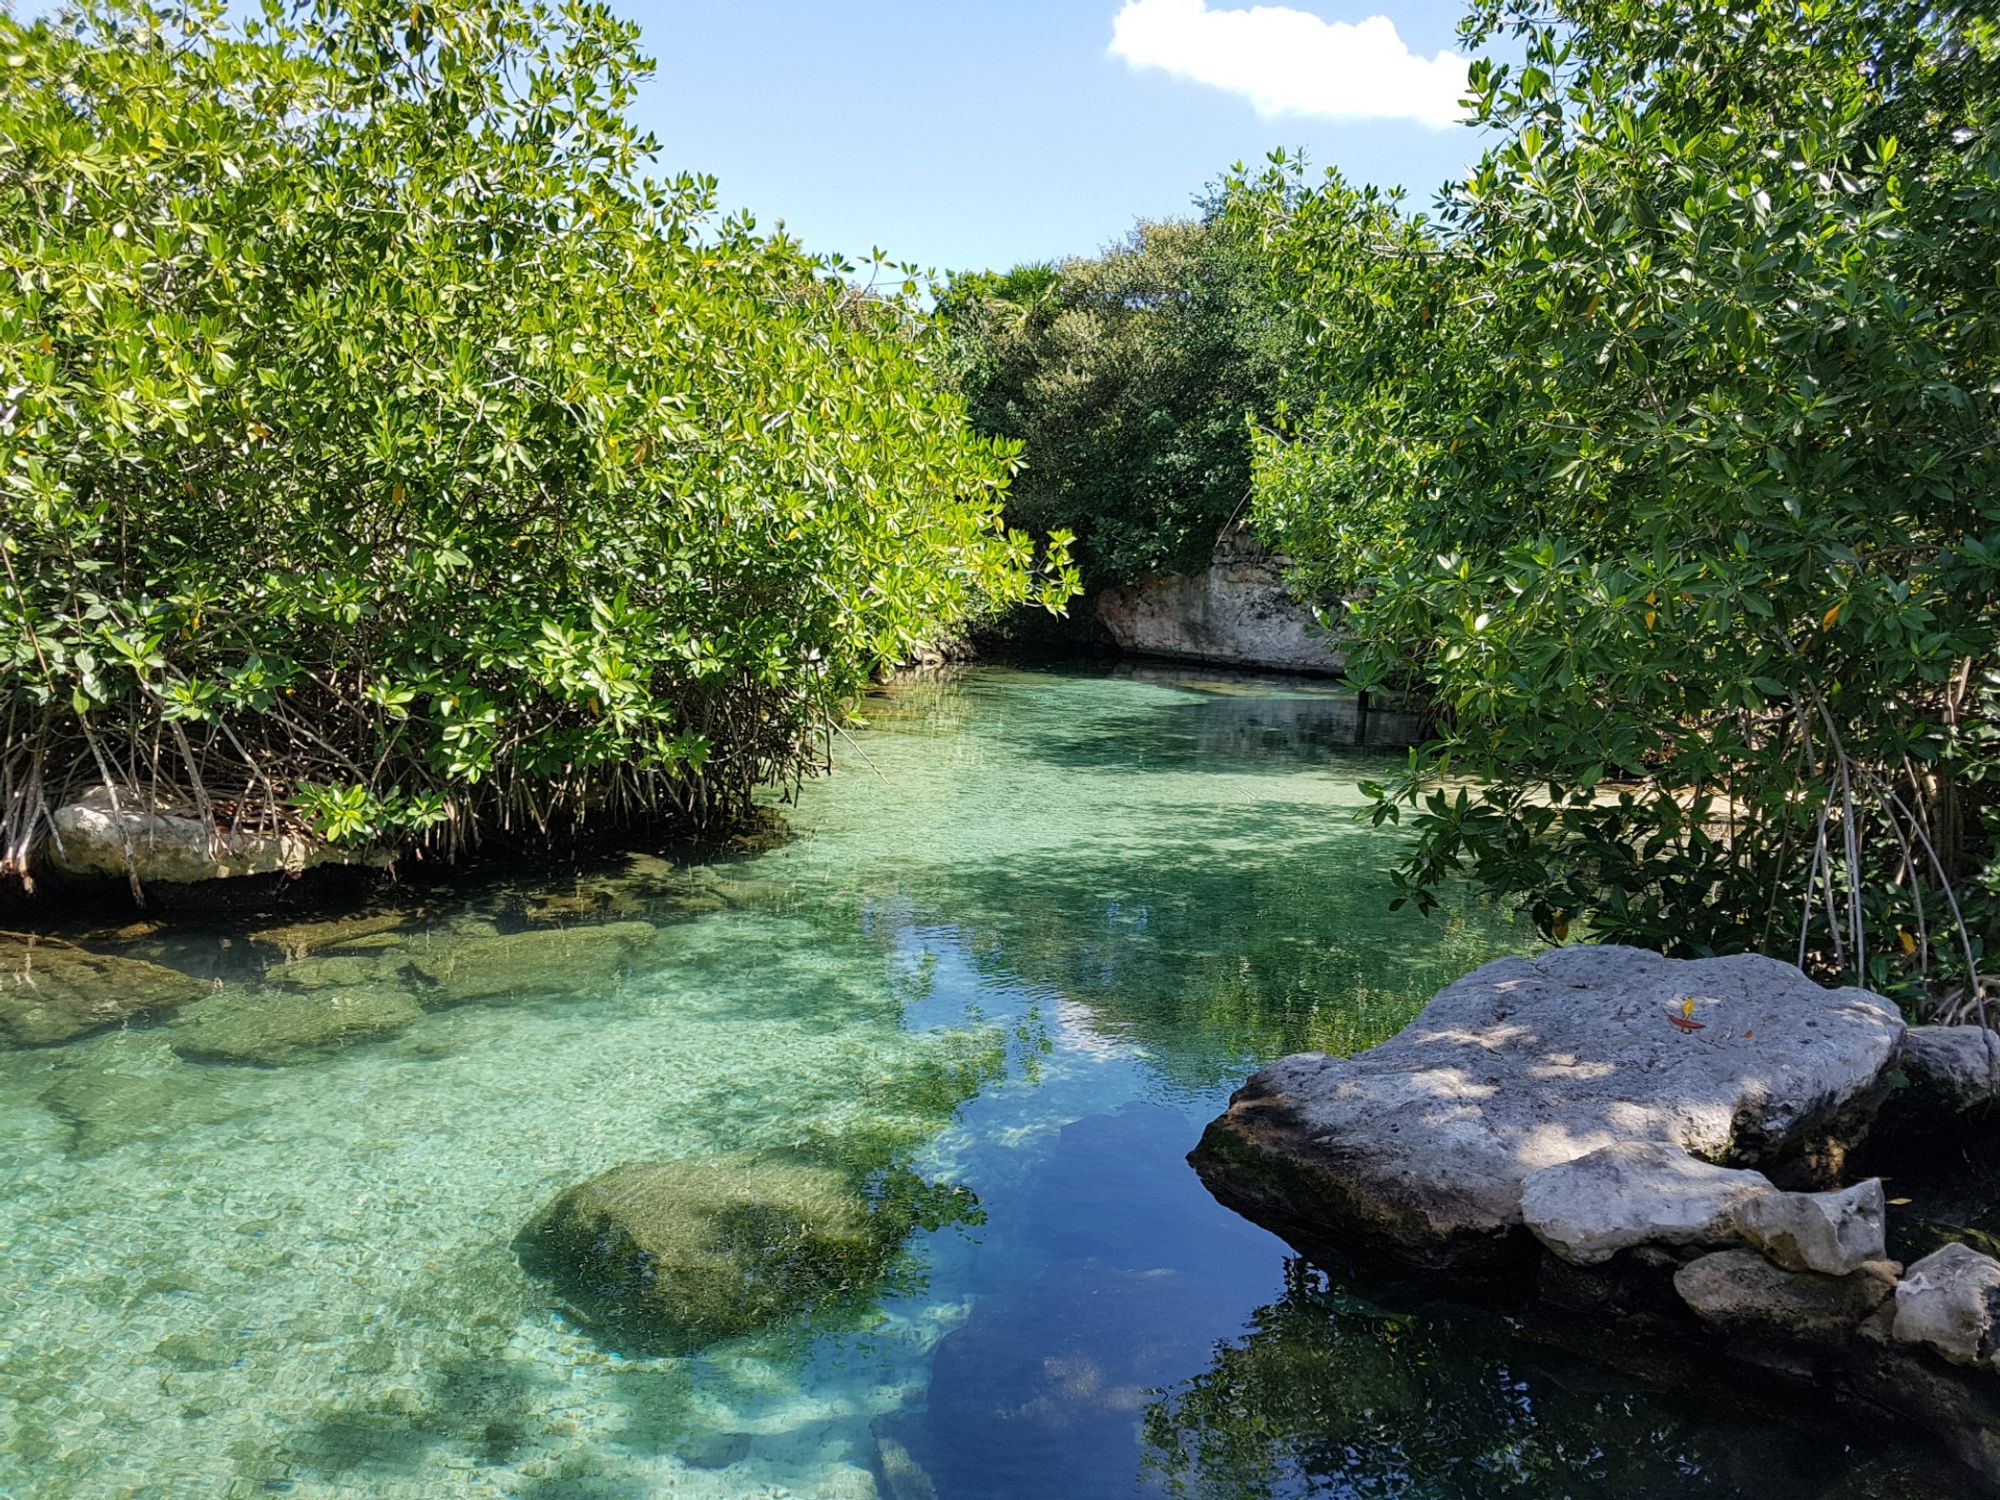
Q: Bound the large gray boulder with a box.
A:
[1521,1141,1774,1267]
[1733,1179,1887,1276]
[1191,946,1905,1271]
[1893,1244,2000,1370]
[1900,1025,2000,1114]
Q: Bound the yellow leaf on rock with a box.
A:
[1681,997,1697,1020]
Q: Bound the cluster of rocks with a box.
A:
[1191,945,2000,1484]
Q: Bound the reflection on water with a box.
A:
[0,665,1975,1497]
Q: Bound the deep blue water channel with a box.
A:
[0,664,1972,1498]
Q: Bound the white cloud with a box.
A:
[1108,0,1469,129]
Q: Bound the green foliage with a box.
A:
[938,217,1281,586]
[1230,0,2000,999]
[0,0,1076,890]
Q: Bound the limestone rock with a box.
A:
[1674,1249,1897,1343]
[48,785,387,883]
[170,988,422,1066]
[1734,1180,1887,1275]
[515,1155,908,1351]
[1521,1141,1775,1266]
[1192,946,1905,1271]
[0,931,210,1047]
[1095,522,1347,676]
[406,921,659,1004]
[1893,1243,2000,1369]
[1901,1026,2000,1114]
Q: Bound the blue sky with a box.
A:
[635,0,1486,274]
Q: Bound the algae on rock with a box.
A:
[516,1154,921,1351]
[406,921,660,1005]
[1,932,211,1047]
[170,987,423,1067]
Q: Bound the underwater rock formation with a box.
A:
[515,1154,911,1352]
[0,931,211,1047]
[170,987,423,1066]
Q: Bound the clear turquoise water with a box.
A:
[0,664,1971,1498]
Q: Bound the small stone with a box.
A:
[1733,1179,1887,1275]
[1521,1141,1775,1266]
[154,1332,232,1371]
[1674,1249,1898,1343]
[1900,1025,2000,1114]
[1892,1243,2000,1369]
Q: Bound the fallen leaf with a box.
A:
[1668,1014,1707,1032]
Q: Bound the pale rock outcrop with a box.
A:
[48,786,386,884]
[1733,1179,1887,1276]
[1893,1244,2000,1370]
[1191,946,1904,1272]
[1521,1141,1774,1267]
[1095,524,1344,676]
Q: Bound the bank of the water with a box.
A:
[0,664,1975,1497]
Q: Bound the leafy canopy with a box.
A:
[0,0,1076,890]
[938,218,1282,587]
[1231,0,2000,999]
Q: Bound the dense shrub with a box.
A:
[0,0,1075,894]
[1231,0,2000,1003]
[938,218,1281,587]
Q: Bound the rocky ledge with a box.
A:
[1192,945,2000,1486]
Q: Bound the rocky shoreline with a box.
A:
[1192,945,2000,1487]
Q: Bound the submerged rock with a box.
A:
[1893,1244,2000,1370]
[1735,1180,1888,1276]
[1191,946,1904,1272]
[0,932,211,1047]
[170,988,422,1066]
[1900,1026,2000,1114]
[1521,1141,1774,1267]
[515,1155,908,1351]
[38,1067,237,1156]
[1674,1250,1898,1343]
[263,953,396,992]
[407,921,659,1004]
[247,911,415,959]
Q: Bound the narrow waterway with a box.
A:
[0,665,1969,1498]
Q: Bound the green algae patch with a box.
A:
[171,988,423,1067]
[515,1154,912,1353]
[0,932,210,1048]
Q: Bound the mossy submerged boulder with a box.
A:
[405,920,660,1004]
[170,987,423,1066]
[516,1155,909,1351]
[1,931,210,1048]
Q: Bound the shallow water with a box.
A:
[0,664,1974,1498]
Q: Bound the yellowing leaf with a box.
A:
[1821,603,1842,632]
[1643,610,1656,630]
[1680,997,1696,1019]
[1898,926,1918,956]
